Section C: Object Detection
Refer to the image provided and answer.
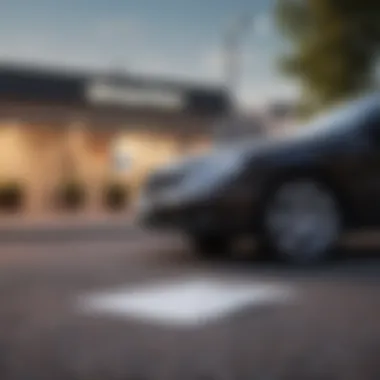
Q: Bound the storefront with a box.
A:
[0,64,230,213]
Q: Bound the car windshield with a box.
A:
[210,93,379,151]
[289,93,380,139]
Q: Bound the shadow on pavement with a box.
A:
[206,246,380,282]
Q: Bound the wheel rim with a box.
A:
[265,180,341,262]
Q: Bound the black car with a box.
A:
[137,93,380,264]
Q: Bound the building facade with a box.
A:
[0,64,230,213]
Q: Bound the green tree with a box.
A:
[276,0,380,114]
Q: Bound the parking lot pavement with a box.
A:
[0,230,379,380]
[0,215,141,244]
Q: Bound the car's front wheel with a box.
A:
[260,178,343,265]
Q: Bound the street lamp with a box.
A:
[224,14,253,120]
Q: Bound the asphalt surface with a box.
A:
[0,218,137,244]
[0,225,379,380]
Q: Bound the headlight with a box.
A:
[140,149,251,204]
[192,150,247,179]
[206,150,248,174]
[180,150,248,194]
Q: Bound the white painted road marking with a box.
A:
[79,277,296,327]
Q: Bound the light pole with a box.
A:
[224,14,253,122]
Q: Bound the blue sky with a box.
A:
[0,0,298,108]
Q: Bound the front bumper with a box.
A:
[136,190,258,234]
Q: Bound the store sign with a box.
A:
[86,81,184,110]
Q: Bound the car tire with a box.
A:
[189,234,232,260]
[259,178,343,265]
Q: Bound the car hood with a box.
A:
[157,120,357,177]
[155,136,284,177]
[152,92,380,179]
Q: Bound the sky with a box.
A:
[0,0,299,109]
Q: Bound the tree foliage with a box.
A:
[275,0,380,113]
